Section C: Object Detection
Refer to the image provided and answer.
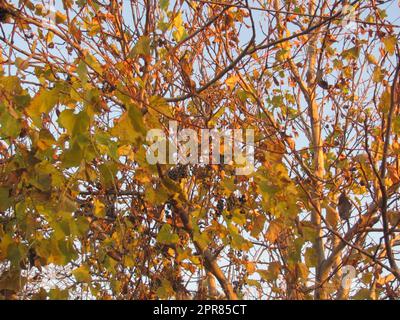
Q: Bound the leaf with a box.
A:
[172,13,188,41]
[84,53,103,75]
[227,223,252,250]
[372,66,384,83]
[0,110,21,138]
[132,36,151,57]
[156,279,174,298]
[0,187,11,211]
[265,220,282,243]
[275,49,289,62]
[27,87,59,125]
[73,265,91,283]
[58,110,90,136]
[305,247,318,267]
[99,162,118,188]
[382,36,396,56]
[250,213,266,238]
[117,144,135,161]
[157,224,179,245]
[0,234,13,260]
[225,75,240,89]
[366,54,378,65]
[325,204,339,227]
[15,57,29,71]
[37,128,56,150]
[0,269,26,292]
[149,95,172,116]
[341,46,360,61]
[353,288,372,300]
[76,60,88,84]
[231,209,246,226]
[378,87,391,113]
[245,262,256,275]
[111,105,145,143]
[387,210,400,227]
[58,109,76,133]
[257,262,280,281]
[94,199,105,217]
[55,12,67,24]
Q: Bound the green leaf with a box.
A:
[58,109,76,133]
[160,0,169,11]
[94,198,106,218]
[77,60,88,84]
[157,224,179,245]
[99,162,118,188]
[0,188,11,211]
[0,108,21,138]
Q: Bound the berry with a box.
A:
[168,164,188,181]
[0,8,11,23]
[216,199,224,215]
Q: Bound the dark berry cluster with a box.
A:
[216,199,224,216]
[0,7,11,23]
[167,164,188,181]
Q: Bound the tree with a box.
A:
[0,0,400,300]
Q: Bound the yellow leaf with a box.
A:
[382,36,396,56]
[117,145,135,161]
[326,204,339,227]
[225,75,240,89]
[265,220,282,243]
[94,199,105,217]
[372,66,384,83]
[167,248,175,257]
[246,262,256,275]
[55,11,67,24]
[366,54,378,65]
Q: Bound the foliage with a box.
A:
[0,0,400,300]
